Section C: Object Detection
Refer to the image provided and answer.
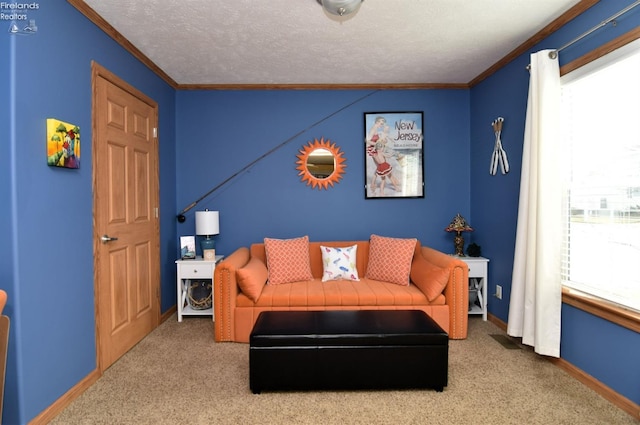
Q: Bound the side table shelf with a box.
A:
[176,255,223,322]
[456,256,489,321]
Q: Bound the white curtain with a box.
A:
[507,50,562,358]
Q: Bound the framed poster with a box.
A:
[364,112,424,198]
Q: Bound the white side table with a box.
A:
[175,255,223,322]
[457,256,489,321]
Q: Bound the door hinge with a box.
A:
[154,207,158,218]
[153,127,157,138]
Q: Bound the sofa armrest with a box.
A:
[419,246,469,339]
[214,247,251,342]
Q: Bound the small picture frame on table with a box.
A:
[180,236,196,259]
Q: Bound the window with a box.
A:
[560,39,640,313]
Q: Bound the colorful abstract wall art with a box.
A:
[47,118,80,169]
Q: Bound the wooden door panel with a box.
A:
[93,63,159,370]
[134,241,152,315]
[108,247,129,331]
[132,111,150,140]
[106,99,126,130]
[107,141,127,224]
[133,149,150,222]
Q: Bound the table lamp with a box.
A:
[445,213,473,256]
[195,210,219,260]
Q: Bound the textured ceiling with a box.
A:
[81,0,583,86]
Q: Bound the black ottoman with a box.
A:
[249,310,448,393]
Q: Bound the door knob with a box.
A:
[101,234,119,243]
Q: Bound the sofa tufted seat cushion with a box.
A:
[236,278,445,308]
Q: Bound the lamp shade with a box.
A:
[445,213,473,233]
[195,210,219,236]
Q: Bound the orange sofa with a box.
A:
[214,240,469,342]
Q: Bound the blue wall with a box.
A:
[2,0,638,423]
[1,1,177,423]
[470,0,640,405]
[174,89,470,255]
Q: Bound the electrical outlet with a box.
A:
[496,285,503,300]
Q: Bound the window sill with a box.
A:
[562,287,640,333]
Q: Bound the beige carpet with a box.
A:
[51,316,637,424]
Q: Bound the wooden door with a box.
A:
[92,62,160,371]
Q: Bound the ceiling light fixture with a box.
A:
[318,0,363,18]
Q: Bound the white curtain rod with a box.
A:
[548,0,640,59]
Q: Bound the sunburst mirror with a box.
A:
[296,138,346,190]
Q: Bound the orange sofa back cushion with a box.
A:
[250,239,423,281]
[251,241,369,279]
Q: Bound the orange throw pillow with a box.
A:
[236,257,268,302]
[264,236,314,285]
[365,234,417,286]
[410,255,450,301]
